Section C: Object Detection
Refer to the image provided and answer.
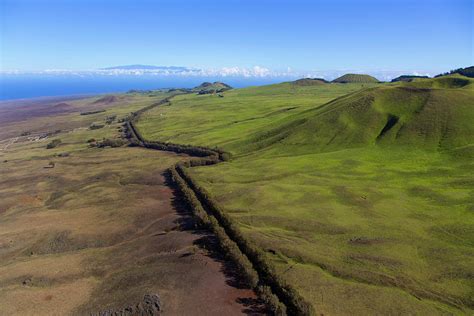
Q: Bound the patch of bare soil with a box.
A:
[0,96,86,125]
[0,147,262,315]
[93,95,119,104]
[0,95,132,141]
[0,96,264,315]
[76,168,264,315]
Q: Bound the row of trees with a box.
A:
[89,138,127,148]
[123,96,313,315]
[176,165,314,316]
[170,168,259,287]
[46,138,61,149]
[435,66,474,78]
[170,167,286,315]
[125,119,231,161]
[80,109,105,115]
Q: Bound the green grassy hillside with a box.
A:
[291,78,328,86]
[437,66,474,78]
[135,75,474,314]
[242,75,474,156]
[193,81,232,94]
[137,81,375,150]
[332,73,380,83]
[391,75,430,82]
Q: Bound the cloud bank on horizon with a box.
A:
[0,65,436,81]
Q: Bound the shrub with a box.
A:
[220,152,232,161]
[46,139,61,149]
[105,115,117,124]
[258,286,287,315]
[80,109,105,115]
[89,123,104,130]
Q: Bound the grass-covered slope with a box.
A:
[192,81,232,94]
[243,75,474,156]
[404,74,473,89]
[391,75,430,82]
[291,78,328,86]
[332,73,380,83]
[135,75,474,314]
[136,81,374,151]
[437,66,474,78]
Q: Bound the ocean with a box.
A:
[0,74,286,101]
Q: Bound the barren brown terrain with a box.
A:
[0,94,261,315]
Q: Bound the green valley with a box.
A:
[135,74,474,314]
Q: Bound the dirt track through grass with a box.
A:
[0,137,18,151]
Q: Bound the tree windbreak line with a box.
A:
[123,110,314,316]
[130,75,474,314]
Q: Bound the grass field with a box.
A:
[136,75,474,314]
[0,93,258,315]
[137,81,377,152]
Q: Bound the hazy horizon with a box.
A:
[0,65,450,101]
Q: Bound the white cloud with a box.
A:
[0,66,439,81]
[0,65,299,78]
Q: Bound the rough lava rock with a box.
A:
[94,293,162,316]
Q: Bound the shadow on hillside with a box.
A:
[164,171,268,315]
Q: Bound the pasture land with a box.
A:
[0,93,258,315]
[136,76,474,314]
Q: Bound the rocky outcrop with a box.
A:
[94,294,161,316]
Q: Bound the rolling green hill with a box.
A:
[332,73,380,83]
[406,74,473,89]
[437,66,474,78]
[135,75,474,314]
[136,81,374,150]
[192,81,232,94]
[242,75,474,156]
[291,78,328,86]
[391,75,429,82]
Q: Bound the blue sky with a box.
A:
[0,0,472,73]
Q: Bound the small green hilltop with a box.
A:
[391,75,430,82]
[192,81,232,94]
[291,78,328,86]
[436,65,474,78]
[332,73,380,83]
